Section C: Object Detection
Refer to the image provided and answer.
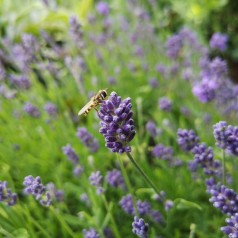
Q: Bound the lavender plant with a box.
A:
[1,0,238,237]
[0,181,17,206]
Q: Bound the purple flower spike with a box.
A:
[213,121,238,156]
[137,200,151,215]
[77,127,99,153]
[44,102,58,117]
[69,15,84,49]
[106,169,125,188]
[99,92,136,153]
[83,228,100,238]
[89,171,104,195]
[192,143,222,177]
[177,129,200,152]
[221,213,238,237]
[132,216,149,238]
[210,32,228,52]
[119,194,135,215]
[145,120,159,138]
[23,175,52,206]
[152,144,173,160]
[0,181,17,206]
[165,34,182,59]
[23,103,41,118]
[158,97,172,112]
[62,144,79,165]
[192,78,217,103]
[207,183,238,216]
[9,74,31,90]
[96,2,109,16]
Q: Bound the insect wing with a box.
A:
[78,99,94,116]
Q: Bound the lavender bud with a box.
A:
[44,102,58,117]
[165,34,182,59]
[62,144,79,165]
[177,129,200,152]
[158,97,172,112]
[152,144,173,160]
[210,32,228,52]
[96,2,109,16]
[0,181,17,206]
[207,182,238,216]
[89,171,104,195]
[137,200,151,215]
[83,228,100,238]
[77,127,99,153]
[221,213,238,237]
[23,175,51,206]
[9,74,31,90]
[145,120,159,138]
[132,216,149,238]
[106,169,125,188]
[23,103,41,118]
[119,194,135,215]
[192,143,222,177]
[165,200,174,211]
[69,15,84,49]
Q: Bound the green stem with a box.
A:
[118,154,138,216]
[222,150,226,185]
[126,152,160,195]
[189,224,196,238]
[50,207,75,237]
[102,195,121,238]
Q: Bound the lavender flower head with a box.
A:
[96,2,109,16]
[165,200,174,211]
[119,194,135,215]
[192,78,217,103]
[9,74,31,90]
[73,165,84,177]
[149,78,159,88]
[0,181,17,206]
[192,143,222,177]
[132,216,149,238]
[89,171,104,195]
[213,121,229,149]
[99,92,136,153]
[165,34,182,59]
[177,129,200,152]
[221,213,238,237]
[146,120,159,138]
[83,228,100,238]
[44,102,58,117]
[158,97,172,112]
[23,103,41,118]
[207,182,238,216]
[213,121,238,156]
[62,144,79,165]
[77,127,99,153]
[106,169,125,188]
[69,15,84,49]
[23,175,52,206]
[210,32,228,52]
[152,144,173,160]
[137,200,151,215]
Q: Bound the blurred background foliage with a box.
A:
[1,0,237,68]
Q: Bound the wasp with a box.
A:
[78,89,108,116]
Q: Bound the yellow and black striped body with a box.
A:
[78,89,108,116]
